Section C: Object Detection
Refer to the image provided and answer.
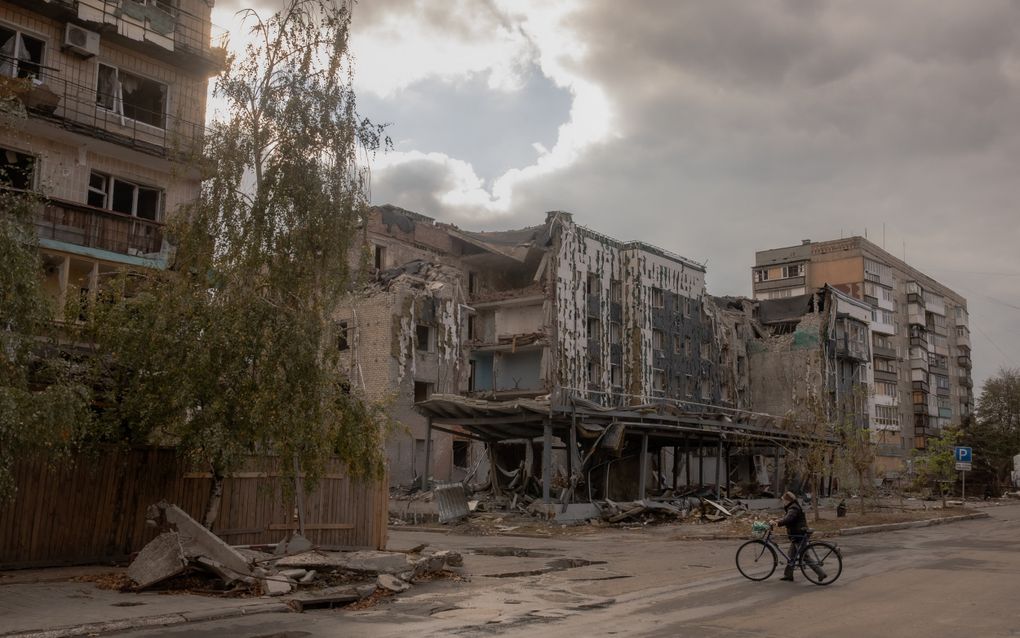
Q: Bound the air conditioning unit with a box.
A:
[63,23,101,58]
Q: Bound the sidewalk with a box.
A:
[0,574,290,638]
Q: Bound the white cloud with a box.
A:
[362,0,613,217]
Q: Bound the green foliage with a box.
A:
[0,191,91,500]
[912,427,960,501]
[82,0,390,487]
[964,368,1020,491]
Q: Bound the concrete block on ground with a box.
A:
[554,503,601,522]
[150,502,253,580]
[377,574,410,593]
[263,577,292,596]
[127,532,189,589]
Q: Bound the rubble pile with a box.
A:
[126,501,463,607]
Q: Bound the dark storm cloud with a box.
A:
[507,0,1020,385]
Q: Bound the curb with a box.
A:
[2,601,293,638]
[836,512,989,536]
[670,512,991,542]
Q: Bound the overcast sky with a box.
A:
[213,1,1020,391]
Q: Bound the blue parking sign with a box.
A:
[954,447,972,463]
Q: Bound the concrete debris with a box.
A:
[411,550,463,580]
[126,532,189,589]
[127,502,446,605]
[263,577,293,596]
[276,550,412,574]
[377,574,411,593]
[275,532,313,555]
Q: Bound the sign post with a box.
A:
[955,447,973,501]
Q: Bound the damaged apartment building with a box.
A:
[339,206,817,498]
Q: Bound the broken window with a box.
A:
[0,147,35,190]
[467,315,476,340]
[336,320,349,351]
[685,374,694,398]
[651,287,664,308]
[588,359,602,383]
[413,381,432,402]
[97,64,167,129]
[684,336,692,357]
[652,329,664,351]
[468,360,477,392]
[700,378,711,401]
[672,334,682,355]
[611,364,622,388]
[415,324,432,352]
[652,369,665,393]
[88,171,163,220]
[683,297,690,317]
[586,272,600,296]
[0,27,44,79]
[373,243,385,270]
[468,271,478,294]
[452,440,469,468]
[587,316,600,340]
[610,279,622,303]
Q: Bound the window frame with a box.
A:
[0,24,46,80]
[96,62,168,130]
[0,145,37,190]
[87,170,164,220]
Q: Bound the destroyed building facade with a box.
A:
[753,237,973,480]
[341,207,757,487]
[0,0,222,318]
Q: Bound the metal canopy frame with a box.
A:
[415,394,836,499]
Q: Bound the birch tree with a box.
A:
[85,0,389,525]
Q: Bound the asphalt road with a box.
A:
[115,502,1020,638]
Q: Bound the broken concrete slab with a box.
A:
[377,574,410,593]
[299,570,317,584]
[278,568,307,580]
[127,532,189,589]
[274,533,313,556]
[262,577,292,597]
[147,502,253,581]
[275,550,411,574]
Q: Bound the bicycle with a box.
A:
[735,521,843,586]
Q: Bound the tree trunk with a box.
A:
[203,466,225,530]
[858,468,866,514]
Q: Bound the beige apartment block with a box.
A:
[0,0,222,312]
[753,237,973,481]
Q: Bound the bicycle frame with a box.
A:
[757,526,811,566]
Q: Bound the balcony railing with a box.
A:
[957,355,972,369]
[10,0,227,72]
[873,345,897,359]
[13,69,206,160]
[33,195,165,259]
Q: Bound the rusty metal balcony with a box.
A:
[34,196,165,260]
[16,69,206,160]
[8,0,227,74]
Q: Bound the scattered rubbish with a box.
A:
[435,482,470,523]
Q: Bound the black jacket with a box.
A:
[777,500,808,538]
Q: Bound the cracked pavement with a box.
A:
[102,502,1020,637]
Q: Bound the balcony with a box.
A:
[10,0,227,74]
[958,376,973,389]
[873,345,897,359]
[835,339,869,362]
[911,379,929,393]
[15,70,205,160]
[957,355,972,369]
[34,196,165,261]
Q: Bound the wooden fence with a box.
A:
[0,447,388,569]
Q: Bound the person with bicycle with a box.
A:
[770,491,826,582]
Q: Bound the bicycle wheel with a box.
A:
[799,541,842,586]
[735,540,777,581]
